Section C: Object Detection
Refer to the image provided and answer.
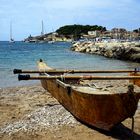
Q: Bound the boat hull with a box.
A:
[37,61,139,130]
[40,78,139,130]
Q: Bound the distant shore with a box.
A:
[0,81,140,140]
[71,41,140,62]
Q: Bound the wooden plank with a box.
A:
[13,69,140,74]
[18,74,140,80]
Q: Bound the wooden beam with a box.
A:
[13,69,140,74]
[18,74,140,81]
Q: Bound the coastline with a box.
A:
[71,41,140,62]
[0,81,140,140]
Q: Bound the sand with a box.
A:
[0,82,140,140]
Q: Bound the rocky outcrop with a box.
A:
[71,41,140,62]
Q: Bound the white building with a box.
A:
[88,31,100,37]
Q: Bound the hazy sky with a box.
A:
[0,0,140,41]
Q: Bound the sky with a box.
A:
[0,0,140,41]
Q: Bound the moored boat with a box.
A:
[36,60,140,130]
[14,60,140,131]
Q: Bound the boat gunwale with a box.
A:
[45,74,136,96]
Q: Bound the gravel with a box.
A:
[0,104,79,135]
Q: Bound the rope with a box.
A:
[68,70,74,74]
[60,70,74,82]
[60,75,65,82]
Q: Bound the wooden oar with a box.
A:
[13,69,140,74]
[18,74,140,81]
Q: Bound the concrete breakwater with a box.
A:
[71,41,140,62]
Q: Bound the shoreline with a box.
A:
[0,83,40,89]
[71,41,140,62]
[0,82,140,140]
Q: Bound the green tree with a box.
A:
[56,24,106,36]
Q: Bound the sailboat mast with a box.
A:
[41,20,44,35]
[9,21,14,42]
[10,22,12,40]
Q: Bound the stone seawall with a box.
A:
[71,41,140,62]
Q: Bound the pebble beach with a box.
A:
[0,80,140,140]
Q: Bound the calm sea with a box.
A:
[0,41,140,88]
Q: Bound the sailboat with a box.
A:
[41,20,44,36]
[9,22,15,43]
[39,20,47,43]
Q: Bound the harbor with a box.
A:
[1,0,140,139]
[0,41,140,139]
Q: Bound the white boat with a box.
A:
[48,40,55,44]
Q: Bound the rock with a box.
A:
[71,41,140,62]
[130,53,140,62]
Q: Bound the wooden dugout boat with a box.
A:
[34,60,140,131]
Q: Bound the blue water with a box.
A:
[0,41,140,88]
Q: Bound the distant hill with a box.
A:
[56,24,106,40]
